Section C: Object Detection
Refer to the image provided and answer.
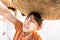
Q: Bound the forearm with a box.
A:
[0,7,23,30]
[0,1,17,24]
[3,11,17,24]
[0,1,23,30]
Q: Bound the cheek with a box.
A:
[23,23,30,28]
[29,23,37,30]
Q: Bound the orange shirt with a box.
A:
[13,20,42,40]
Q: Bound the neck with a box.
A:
[24,32,31,36]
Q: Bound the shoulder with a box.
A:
[15,20,23,30]
[31,32,42,40]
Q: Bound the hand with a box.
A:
[0,1,9,15]
[0,1,17,25]
[0,7,7,15]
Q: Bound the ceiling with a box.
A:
[1,0,60,20]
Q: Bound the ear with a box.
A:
[37,24,42,30]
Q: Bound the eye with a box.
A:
[30,20,32,21]
[30,20,34,23]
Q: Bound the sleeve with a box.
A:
[13,20,23,40]
[36,35,42,40]
[14,20,23,30]
[32,32,42,40]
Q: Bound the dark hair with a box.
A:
[27,11,43,25]
[8,7,16,11]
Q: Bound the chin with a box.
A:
[23,30,32,33]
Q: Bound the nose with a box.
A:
[24,22,30,28]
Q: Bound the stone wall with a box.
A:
[1,0,60,20]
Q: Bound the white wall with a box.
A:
[42,20,60,40]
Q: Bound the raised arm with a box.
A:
[0,1,23,30]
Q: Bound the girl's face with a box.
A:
[23,15,38,32]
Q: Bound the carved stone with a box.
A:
[1,0,60,20]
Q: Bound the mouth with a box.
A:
[23,26,29,28]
